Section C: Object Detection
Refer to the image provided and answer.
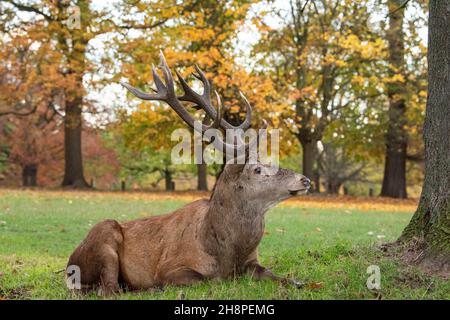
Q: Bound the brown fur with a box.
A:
[67,163,310,295]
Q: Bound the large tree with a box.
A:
[0,0,171,187]
[381,0,408,198]
[0,0,99,187]
[399,0,449,271]
[0,23,65,186]
[254,0,385,186]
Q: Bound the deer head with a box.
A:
[122,51,311,215]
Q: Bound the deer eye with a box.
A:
[254,167,262,174]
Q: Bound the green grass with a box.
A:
[0,191,448,300]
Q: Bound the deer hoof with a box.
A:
[97,286,120,297]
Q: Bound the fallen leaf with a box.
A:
[307,282,323,290]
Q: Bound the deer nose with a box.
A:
[301,177,311,189]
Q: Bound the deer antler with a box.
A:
[121,51,258,155]
[175,64,252,130]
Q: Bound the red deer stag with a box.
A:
[67,52,311,295]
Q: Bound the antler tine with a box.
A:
[193,66,253,130]
[158,52,223,134]
[121,65,167,101]
[237,91,252,130]
[176,67,215,118]
[204,90,223,130]
[201,92,247,154]
[121,82,156,100]
[261,119,268,129]
[123,53,206,132]
[151,64,167,94]
[157,51,175,95]
[175,69,210,107]
[193,64,211,98]
[177,64,253,131]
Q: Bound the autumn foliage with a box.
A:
[0,0,427,197]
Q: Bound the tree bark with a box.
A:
[165,170,174,191]
[381,0,408,198]
[313,164,321,193]
[326,181,341,195]
[197,163,208,191]
[381,140,407,198]
[62,99,89,188]
[399,0,450,269]
[57,1,91,189]
[299,138,316,186]
[22,164,37,187]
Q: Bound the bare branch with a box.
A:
[0,0,54,21]
[0,104,37,117]
[387,0,411,17]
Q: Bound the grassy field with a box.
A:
[0,190,448,300]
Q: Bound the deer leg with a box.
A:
[97,247,121,296]
[159,267,205,286]
[68,219,123,296]
[245,261,303,289]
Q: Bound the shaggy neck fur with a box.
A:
[200,168,270,276]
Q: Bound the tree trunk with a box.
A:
[197,163,208,191]
[22,164,37,187]
[299,138,316,186]
[165,170,174,191]
[381,139,407,198]
[381,0,408,199]
[326,181,341,195]
[313,165,321,193]
[62,99,89,188]
[399,0,450,269]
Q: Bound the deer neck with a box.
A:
[207,190,266,226]
[200,188,266,270]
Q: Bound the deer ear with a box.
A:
[224,164,245,177]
